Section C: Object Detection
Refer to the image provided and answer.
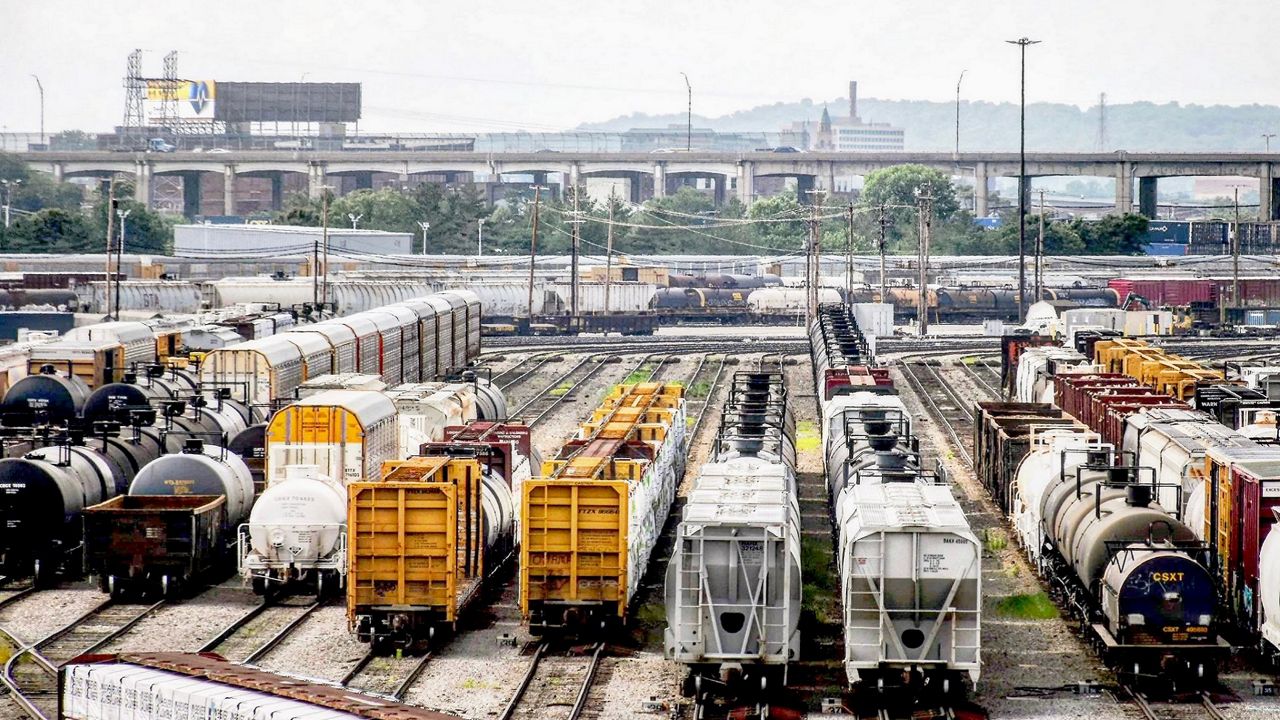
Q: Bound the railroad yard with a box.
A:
[0,307,1277,720]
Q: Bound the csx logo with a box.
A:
[1152,572,1185,582]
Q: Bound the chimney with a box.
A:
[849,81,858,120]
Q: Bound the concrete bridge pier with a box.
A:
[652,163,666,199]
[1138,177,1158,218]
[308,163,327,199]
[51,162,63,185]
[737,161,754,206]
[1114,162,1133,214]
[134,161,152,208]
[567,162,581,198]
[796,174,815,203]
[270,173,284,211]
[713,176,727,206]
[974,162,989,217]
[223,165,237,216]
[1260,163,1277,221]
[182,173,202,218]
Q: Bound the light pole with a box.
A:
[679,72,692,151]
[1264,133,1276,153]
[0,179,22,228]
[477,218,485,255]
[954,69,966,160]
[347,212,362,229]
[30,75,44,149]
[114,208,131,319]
[1007,36,1040,322]
[417,221,430,255]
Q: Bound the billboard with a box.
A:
[215,82,361,123]
[145,80,217,123]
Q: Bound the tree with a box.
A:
[2,208,94,253]
[858,165,960,252]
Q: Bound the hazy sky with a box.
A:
[4,0,1279,134]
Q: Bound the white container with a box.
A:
[851,302,894,338]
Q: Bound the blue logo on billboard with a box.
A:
[187,81,211,114]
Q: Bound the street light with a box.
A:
[1007,36,1041,322]
[954,69,967,160]
[30,75,44,149]
[347,212,362,229]
[1264,133,1276,153]
[679,72,692,152]
[477,218,485,256]
[113,208,131,319]
[417,220,430,256]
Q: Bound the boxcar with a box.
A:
[83,494,226,598]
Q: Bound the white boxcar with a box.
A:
[838,482,981,689]
[851,302,894,339]
[546,282,657,314]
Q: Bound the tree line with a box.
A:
[0,153,1148,256]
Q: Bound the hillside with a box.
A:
[579,96,1280,152]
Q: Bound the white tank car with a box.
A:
[240,465,347,596]
[823,392,912,504]
[1012,429,1111,565]
[129,442,256,528]
[1013,346,1091,404]
[1122,408,1251,515]
[1258,527,1280,656]
[838,481,981,691]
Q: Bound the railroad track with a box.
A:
[499,642,606,720]
[0,584,37,612]
[197,595,324,663]
[340,649,434,699]
[682,353,730,445]
[494,352,558,392]
[1,599,166,719]
[1128,689,1226,720]
[511,352,617,427]
[898,362,977,468]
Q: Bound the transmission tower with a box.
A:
[123,49,146,141]
[160,51,179,134]
[1096,92,1107,151]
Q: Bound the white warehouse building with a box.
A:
[173,224,412,257]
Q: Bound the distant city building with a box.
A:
[789,81,905,152]
[173,223,411,256]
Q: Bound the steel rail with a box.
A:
[242,600,322,664]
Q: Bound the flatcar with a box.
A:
[665,371,801,696]
[521,381,686,634]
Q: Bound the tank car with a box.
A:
[0,365,91,426]
[1012,427,1226,687]
[823,391,914,507]
[240,464,348,598]
[665,371,801,696]
[0,416,168,584]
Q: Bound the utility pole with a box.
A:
[605,189,616,317]
[876,204,891,305]
[845,202,855,303]
[1007,36,1040,323]
[954,69,966,160]
[804,189,825,322]
[1233,186,1241,309]
[1036,190,1046,304]
[114,207,131,320]
[680,72,692,152]
[105,180,116,318]
[1264,133,1276,153]
[321,190,330,311]
[527,186,543,324]
[30,75,44,148]
[916,190,933,336]
[477,218,485,256]
[569,186,582,325]
[417,221,430,256]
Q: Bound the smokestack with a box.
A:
[849,81,858,120]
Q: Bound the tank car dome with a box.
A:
[129,442,256,526]
[0,371,91,426]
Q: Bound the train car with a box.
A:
[808,303,888,404]
[60,652,467,720]
[1002,422,1227,687]
[665,371,801,695]
[240,464,348,597]
[0,419,171,584]
[264,389,398,486]
[348,453,519,652]
[0,365,92,426]
[82,494,225,599]
[521,381,686,634]
[837,481,981,695]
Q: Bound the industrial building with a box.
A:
[172,223,412,257]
